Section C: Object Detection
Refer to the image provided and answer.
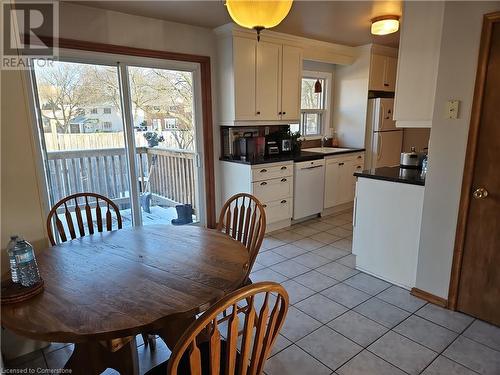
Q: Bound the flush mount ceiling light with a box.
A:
[371,15,400,35]
[225,0,293,41]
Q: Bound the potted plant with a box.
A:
[143,132,165,148]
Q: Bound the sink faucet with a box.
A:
[321,136,329,148]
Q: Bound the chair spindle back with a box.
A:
[167,282,289,375]
[46,192,122,246]
[216,193,266,277]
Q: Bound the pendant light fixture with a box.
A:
[371,15,400,35]
[225,0,293,41]
[314,79,322,94]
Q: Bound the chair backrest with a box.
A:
[167,282,289,375]
[216,193,266,276]
[46,192,122,246]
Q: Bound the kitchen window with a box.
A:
[293,71,331,138]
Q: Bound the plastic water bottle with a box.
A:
[6,235,20,283]
[13,239,41,287]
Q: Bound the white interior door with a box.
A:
[373,130,403,168]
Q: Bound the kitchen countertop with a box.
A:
[220,148,365,165]
[354,166,426,186]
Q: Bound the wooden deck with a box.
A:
[120,205,197,227]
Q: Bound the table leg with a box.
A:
[64,336,139,375]
[157,315,196,350]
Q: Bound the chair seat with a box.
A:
[145,339,242,375]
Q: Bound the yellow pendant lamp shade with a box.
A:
[226,0,293,40]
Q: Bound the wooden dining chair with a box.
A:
[216,193,266,282]
[46,192,155,350]
[145,281,289,375]
[46,192,123,246]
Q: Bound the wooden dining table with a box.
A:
[2,224,250,375]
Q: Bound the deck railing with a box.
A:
[46,146,197,212]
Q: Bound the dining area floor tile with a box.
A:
[7,210,499,375]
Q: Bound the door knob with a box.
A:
[472,187,489,199]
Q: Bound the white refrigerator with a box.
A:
[365,98,403,169]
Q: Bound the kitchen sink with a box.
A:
[303,147,353,154]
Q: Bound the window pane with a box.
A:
[301,78,324,110]
[33,59,134,229]
[289,123,300,133]
[127,66,199,226]
[303,113,321,136]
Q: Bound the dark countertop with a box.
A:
[354,166,426,186]
[220,148,365,165]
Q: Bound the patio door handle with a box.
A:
[195,153,201,168]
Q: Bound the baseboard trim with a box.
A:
[411,288,447,307]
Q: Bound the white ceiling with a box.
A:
[72,0,401,47]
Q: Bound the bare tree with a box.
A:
[148,69,195,150]
[35,62,90,133]
[35,62,196,150]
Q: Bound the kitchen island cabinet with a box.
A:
[352,167,425,288]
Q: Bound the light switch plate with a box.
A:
[445,100,460,119]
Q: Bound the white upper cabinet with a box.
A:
[233,37,258,121]
[256,41,281,121]
[216,30,302,126]
[393,1,445,128]
[281,45,302,121]
[369,54,397,92]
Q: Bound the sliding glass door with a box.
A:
[126,66,199,225]
[31,53,203,236]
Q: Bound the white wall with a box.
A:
[415,1,500,299]
[402,128,430,153]
[332,45,371,148]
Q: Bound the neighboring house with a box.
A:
[41,105,145,133]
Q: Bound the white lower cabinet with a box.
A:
[221,160,294,231]
[252,176,293,202]
[262,198,292,224]
[352,177,424,288]
[324,152,364,209]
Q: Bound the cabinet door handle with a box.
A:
[262,204,267,208]
[280,166,287,170]
[339,162,345,166]
[260,181,267,186]
[281,178,287,182]
[282,111,286,115]
[384,83,389,87]
[356,166,362,169]
[260,169,267,173]
[357,155,362,159]
[256,111,261,115]
[281,200,287,204]
[278,111,282,115]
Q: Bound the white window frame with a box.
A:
[300,70,332,139]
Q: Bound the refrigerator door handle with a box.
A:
[377,133,383,160]
[379,102,385,131]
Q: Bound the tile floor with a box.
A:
[5,210,500,375]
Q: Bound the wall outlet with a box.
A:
[445,100,460,119]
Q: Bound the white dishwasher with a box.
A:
[293,159,325,220]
